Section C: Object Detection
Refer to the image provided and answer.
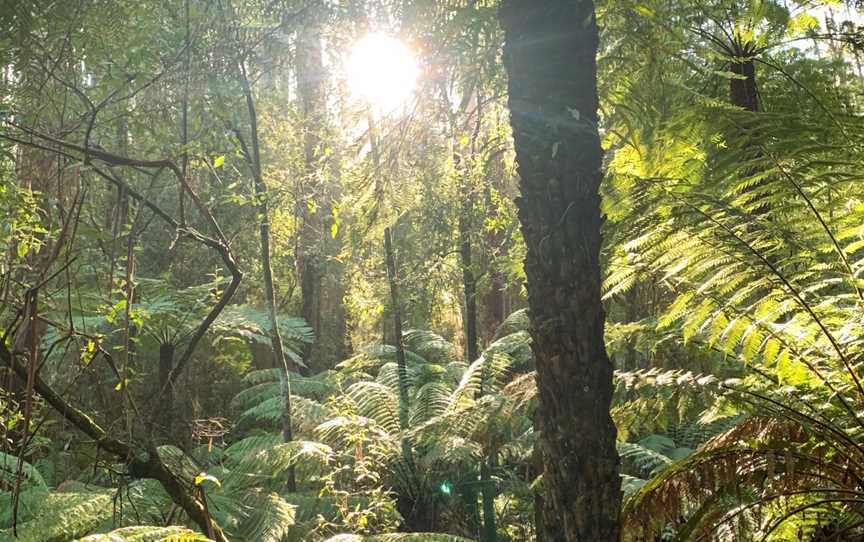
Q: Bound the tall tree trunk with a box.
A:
[457,128,497,542]
[460,213,479,365]
[384,227,410,441]
[296,19,348,372]
[499,2,621,541]
[460,189,498,542]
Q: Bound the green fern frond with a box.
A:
[231,491,296,542]
[74,526,211,542]
[324,534,476,541]
[0,490,114,541]
[402,330,455,363]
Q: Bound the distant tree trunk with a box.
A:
[384,227,410,439]
[457,127,497,542]
[481,177,507,341]
[460,189,498,542]
[499,2,621,541]
[460,213,479,365]
[157,342,175,440]
[531,440,545,542]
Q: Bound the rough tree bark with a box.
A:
[499,2,622,541]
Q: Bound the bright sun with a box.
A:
[346,33,418,112]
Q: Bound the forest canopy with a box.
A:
[1,0,864,541]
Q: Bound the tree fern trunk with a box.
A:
[730,56,759,113]
[499,1,622,540]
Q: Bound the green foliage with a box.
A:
[324,535,475,541]
[0,489,115,541]
[75,526,212,542]
[7,0,864,540]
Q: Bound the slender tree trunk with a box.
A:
[727,42,769,216]
[384,227,410,441]
[499,2,621,540]
[157,342,175,440]
[460,212,479,365]
[239,65,297,492]
[458,143,497,542]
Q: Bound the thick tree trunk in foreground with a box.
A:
[499,2,621,540]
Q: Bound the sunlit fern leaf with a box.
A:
[237,394,332,432]
[108,479,175,529]
[0,489,114,541]
[409,381,451,427]
[314,416,399,455]
[74,526,211,541]
[419,434,482,467]
[230,381,280,412]
[448,352,511,408]
[613,369,729,437]
[239,369,340,400]
[345,381,401,435]
[324,534,476,541]
[228,491,296,542]
[212,305,313,363]
[338,344,428,375]
[226,440,331,486]
[376,362,418,391]
[624,408,864,540]
[402,329,455,363]
[155,445,199,482]
[482,330,532,371]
